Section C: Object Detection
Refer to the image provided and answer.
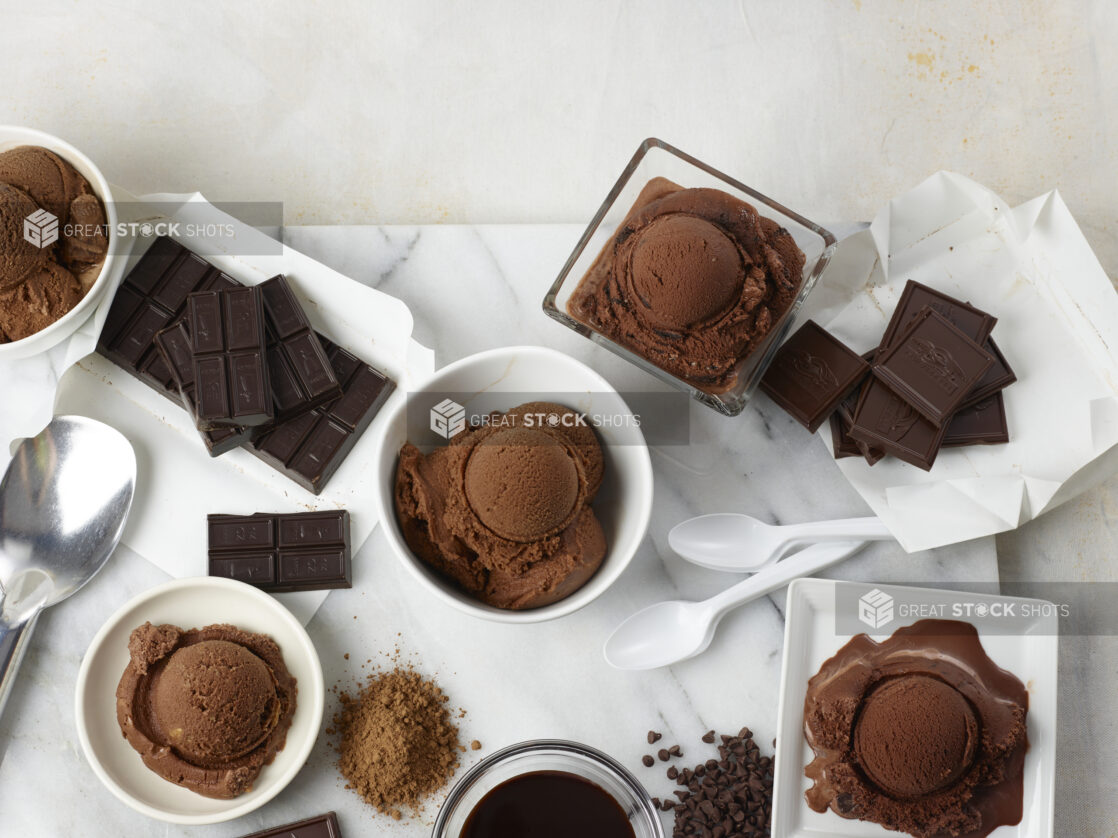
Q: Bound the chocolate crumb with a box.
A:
[470,740,482,751]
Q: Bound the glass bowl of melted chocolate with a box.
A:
[432,739,664,838]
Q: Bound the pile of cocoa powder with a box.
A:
[330,667,462,819]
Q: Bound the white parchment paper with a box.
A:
[797,171,1118,552]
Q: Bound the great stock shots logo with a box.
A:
[430,398,467,439]
[23,209,59,248]
[858,588,895,629]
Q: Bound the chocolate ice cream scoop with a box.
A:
[803,619,1028,838]
[0,261,82,342]
[568,177,805,392]
[628,213,744,331]
[0,145,90,221]
[116,622,297,799]
[853,675,979,799]
[464,427,583,542]
[0,183,47,292]
[148,639,281,763]
[395,401,607,610]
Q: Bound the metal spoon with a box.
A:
[0,415,136,720]
[603,541,866,670]
[668,512,891,572]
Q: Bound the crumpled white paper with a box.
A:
[2,189,434,623]
[797,171,1118,553]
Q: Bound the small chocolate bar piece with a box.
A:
[829,412,862,459]
[209,511,351,593]
[879,280,997,351]
[943,393,1009,446]
[187,286,274,428]
[259,275,342,421]
[250,340,395,494]
[760,320,870,433]
[153,322,255,456]
[873,308,995,428]
[959,337,1016,409]
[236,812,342,838]
[98,236,239,397]
[849,377,948,471]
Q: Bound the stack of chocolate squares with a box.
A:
[760,280,1016,471]
[97,237,395,493]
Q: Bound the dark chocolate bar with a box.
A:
[208,511,351,593]
[98,236,240,397]
[153,322,255,456]
[249,339,394,494]
[943,393,1009,446]
[236,812,342,838]
[873,308,995,428]
[849,377,947,471]
[188,286,274,428]
[760,320,870,433]
[879,280,997,351]
[259,275,342,421]
[99,237,396,493]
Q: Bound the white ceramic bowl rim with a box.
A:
[0,125,119,357]
[73,576,324,825]
[374,344,654,624]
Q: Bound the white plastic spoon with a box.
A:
[603,541,866,670]
[668,513,891,572]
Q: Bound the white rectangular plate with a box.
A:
[771,578,1057,838]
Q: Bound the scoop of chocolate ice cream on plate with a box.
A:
[75,576,325,825]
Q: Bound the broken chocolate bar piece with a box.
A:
[760,320,870,433]
[153,322,255,456]
[943,393,1010,446]
[873,308,995,428]
[187,285,274,428]
[249,340,394,494]
[849,377,948,471]
[259,275,342,421]
[208,511,351,593]
[236,811,342,838]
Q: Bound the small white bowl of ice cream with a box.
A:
[0,126,120,359]
[372,345,654,624]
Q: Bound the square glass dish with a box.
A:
[543,138,837,416]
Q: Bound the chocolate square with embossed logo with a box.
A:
[943,392,1009,446]
[879,280,997,351]
[208,510,351,593]
[873,308,994,428]
[235,811,342,838]
[760,320,870,433]
[848,376,948,470]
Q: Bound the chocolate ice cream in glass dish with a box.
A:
[544,138,836,416]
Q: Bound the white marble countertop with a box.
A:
[0,2,1115,834]
[0,222,1107,837]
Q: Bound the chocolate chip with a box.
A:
[651,727,775,837]
[658,748,670,761]
[648,730,662,744]
[642,754,655,767]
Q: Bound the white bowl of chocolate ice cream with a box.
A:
[74,576,324,825]
[0,126,119,359]
[372,345,654,624]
